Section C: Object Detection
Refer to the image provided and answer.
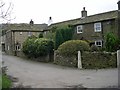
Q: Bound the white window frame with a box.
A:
[77,25,83,34]
[28,32,31,36]
[7,45,9,50]
[94,22,102,32]
[20,32,22,35]
[95,40,102,47]
[15,45,21,51]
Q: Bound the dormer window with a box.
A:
[94,22,102,32]
[77,25,83,34]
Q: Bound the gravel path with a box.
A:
[2,54,118,88]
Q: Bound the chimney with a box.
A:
[118,0,120,10]
[48,16,53,26]
[81,7,87,18]
[29,19,34,25]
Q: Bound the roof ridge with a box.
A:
[50,10,117,26]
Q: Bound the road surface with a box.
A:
[2,53,118,88]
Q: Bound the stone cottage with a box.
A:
[47,1,120,48]
[73,8,119,47]
[2,23,47,55]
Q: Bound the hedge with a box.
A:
[22,38,54,58]
[57,40,90,56]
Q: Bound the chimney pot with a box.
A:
[83,7,85,10]
[48,16,53,26]
[81,7,87,18]
[118,0,120,10]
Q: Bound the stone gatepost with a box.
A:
[117,50,120,68]
[78,51,82,69]
[117,50,120,89]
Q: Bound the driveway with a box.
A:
[2,54,118,88]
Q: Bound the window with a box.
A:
[77,25,83,34]
[94,22,102,32]
[28,32,31,36]
[15,45,21,51]
[95,40,102,47]
[7,45,9,50]
[20,32,22,35]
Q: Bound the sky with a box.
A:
[1,0,119,24]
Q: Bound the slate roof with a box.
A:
[48,10,118,29]
[74,10,118,25]
[2,23,48,31]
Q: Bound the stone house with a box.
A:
[47,2,119,48]
[2,23,47,55]
[73,9,119,47]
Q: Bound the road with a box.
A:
[2,53,118,88]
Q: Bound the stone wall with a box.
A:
[54,51,77,67]
[82,52,117,69]
[54,51,117,69]
[16,51,53,63]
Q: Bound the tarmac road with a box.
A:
[2,53,118,88]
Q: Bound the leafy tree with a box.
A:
[105,32,119,52]
[54,26,74,50]
[54,29,64,50]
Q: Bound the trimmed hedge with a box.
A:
[22,38,54,58]
[57,40,90,56]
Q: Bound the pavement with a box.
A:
[2,53,118,88]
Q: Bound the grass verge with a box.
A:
[1,74,12,88]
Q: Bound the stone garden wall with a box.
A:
[82,52,117,69]
[54,51,117,69]
[54,51,77,67]
[16,51,53,62]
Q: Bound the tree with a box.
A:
[54,29,64,50]
[54,26,74,50]
[0,0,15,22]
[105,32,119,52]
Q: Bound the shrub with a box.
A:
[35,38,54,57]
[22,38,37,58]
[105,32,119,52]
[57,40,90,56]
[22,38,54,58]
[54,29,64,50]
[54,26,74,50]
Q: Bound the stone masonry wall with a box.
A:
[54,51,117,69]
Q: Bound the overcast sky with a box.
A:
[2,0,119,24]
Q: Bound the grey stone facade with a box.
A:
[48,10,119,48]
[3,23,47,55]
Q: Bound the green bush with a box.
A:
[22,38,54,58]
[54,26,74,50]
[105,32,119,52]
[57,40,90,56]
[22,38,37,58]
[35,38,54,57]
